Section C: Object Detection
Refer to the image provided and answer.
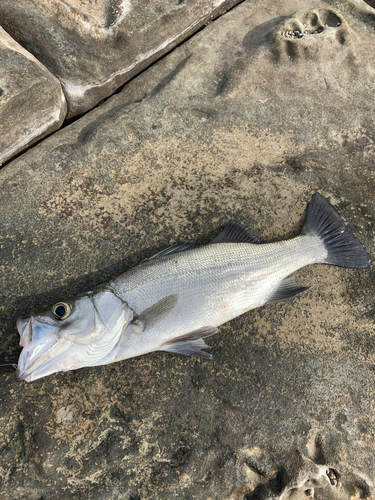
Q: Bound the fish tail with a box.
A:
[302,193,372,269]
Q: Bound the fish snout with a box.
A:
[15,318,61,382]
[16,365,27,382]
[15,344,32,382]
[17,317,31,347]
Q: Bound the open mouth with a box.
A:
[17,318,31,346]
[16,318,61,382]
[16,318,32,381]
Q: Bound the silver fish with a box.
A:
[16,193,371,382]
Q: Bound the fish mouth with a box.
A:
[16,360,29,382]
[17,318,32,347]
[16,318,32,381]
[16,317,60,382]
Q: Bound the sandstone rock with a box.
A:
[0,0,242,118]
[0,26,66,165]
[0,0,375,498]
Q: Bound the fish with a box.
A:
[16,193,371,382]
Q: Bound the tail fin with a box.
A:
[302,193,371,269]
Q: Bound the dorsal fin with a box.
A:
[144,242,200,261]
[211,221,261,244]
[144,221,260,263]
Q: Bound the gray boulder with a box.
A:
[0,0,374,498]
[0,0,242,117]
[0,26,66,165]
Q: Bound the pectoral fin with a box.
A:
[132,293,179,332]
[266,276,309,304]
[160,326,218,359]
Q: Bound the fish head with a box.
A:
[16,290,133,382]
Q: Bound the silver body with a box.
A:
[109,234,324,361]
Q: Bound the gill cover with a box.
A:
[16,290,133,382]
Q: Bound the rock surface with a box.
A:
[0,0,242,118]
[0,26,66,166]
[1,0,375,498]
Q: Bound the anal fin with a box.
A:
[266,276,309,304]
[160,326,218,359]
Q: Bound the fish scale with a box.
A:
[111,235,322,321]
[109,236,320,357]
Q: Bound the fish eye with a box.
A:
[52,302,72,320]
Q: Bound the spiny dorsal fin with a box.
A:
[266,276,309,304]
[160,326,218,359]
[145,242,200,261]
[211,221,261,244]
[132,294,179,332]
[145,221,260,262]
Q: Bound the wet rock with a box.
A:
[0,26,66,165]
[0,0,375,498]
[0,0,242,118]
